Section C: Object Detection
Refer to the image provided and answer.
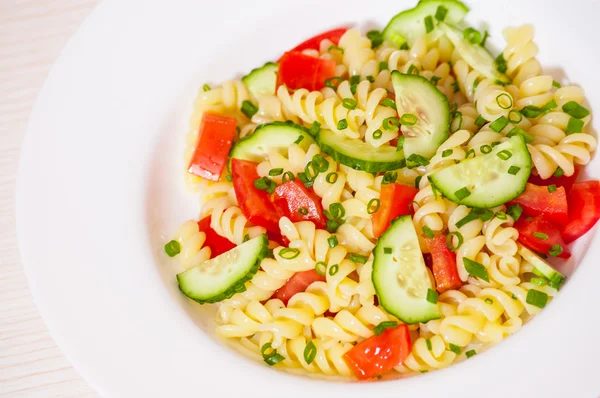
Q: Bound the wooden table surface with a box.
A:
[0,1,99,396]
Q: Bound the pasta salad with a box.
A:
[165,0,599,380]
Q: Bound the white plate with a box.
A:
[16,0,600,396]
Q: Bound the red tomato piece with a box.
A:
[372,183,419,238]
[561,181,600,243]
[231,159,280,233]
[427,234,462,293]
[509,183,569,226]
[273,270,325,305]
[285,27,348,55]
[528,166,580,193]
[197,216,236,258]
[187,113,236,181]
[272,180,327,229]
[277,51,337,92]
[343,324,412,380]
[515,215,571,259]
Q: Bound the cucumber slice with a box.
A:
[439,23,510,84]
[316,129,405,172]
[382,0,469,46]
[229,121,315,167]
[391,71,450,164]
[177,234,268,304]
[373,215,441,324]
[518,245,566,287]
[242,62,279,99]
[429,135,532,208]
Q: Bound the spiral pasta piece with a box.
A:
[395,336,458,373]
[502,24,541,86]
[527,133,597,179]
[482,214,519,257]
[172,220,211,270]
[256,143,321,181]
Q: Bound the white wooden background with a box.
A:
[0,1,99,396]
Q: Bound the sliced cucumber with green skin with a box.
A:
[439,23,510,84]
[429,135,532,208]
[391,71,450,164]
[373,216,441,324]
[317,129,405,172]
[229,121,315,168]
[242,62,278,99]
[518,245,566,287]
[382,0,469,46]
[177,234,268,304]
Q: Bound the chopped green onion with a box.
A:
[479,209,494,222]
[309,121,321,136]
[383,247,392,254]
[337,119,348,130]
[424,15,434,33]
[446,232,464,252]
[383,117,400,131]
[566,117,584,134]
[497,150,512,160]
[294,135,304,144]
[254,176,277,194]
[303,341,317,365]
[328,203,345,220]
[496,93,513,109]
[426,338,433,351]
[449,344,461,355]
[325,76,344,90]
[526,289,548,308]
[464,258,490,282]
[474,115,487,127]
[242,234,250,243]
[465,350,477,358]
[542,99,557,112]
[562,101,590,119]
[508,110,523,124]
[549,244,563,257]
[435,5,448,21]
[484,298,494,305]
[304,162,318,181]
[496,211,507,220]
[269,168,283,176]
[349,253,368,264]
[282,171,295,183]
[328,45,344,54]
[315,261,327,276]
[225,174,232,182]
[373,129,383,139]
[328,263,340,276]
[164,240,181,257]
[480,145,492,154]
[455,187,471,200]
[507,165,521,175]
[495,53,507,74]
[373,321,398,336]
[367,198,381,214]
[548,184,557,193]
[407,64,419,76]
[326,172,338,184]
[507,127,534,143]
[463,27,482,44]
[426,288,439,304]
[481,30,490,46]
[553,167,564,177]
[400,42,409,50]
[407,154,430,168]
[451,112,463,133]
[241,100,258,119]
[349,75,360,85]
[533,232,549,240]
[415,175,422,188]
[202,84,211,92]
[261,343,285,366]
[431,76,441,85]
[473,79,480,91]
[423,226,435,239]
[379,61,389,71]
[507,204,523,221]
[455,210,480,228]
[279,247,301,259]
[312,154,329,172]
[531,277,547,286]
[451,81,460,93]
[382,171,398,185]
[298,207,309,216]
[442,149,453,157]
[326,219,341,233]
[367,30,384,48]
[552,80,561,88]
[342,98,358,110]
[399,113,417,126]
[381,98,397,110]
[490,116,509,132]
[520,105,543,118]
[328,235,339,248]
[465,148,475,159]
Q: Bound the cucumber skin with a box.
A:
[316,131,406,173]
[242,62,279,98]
[176,234,269,304]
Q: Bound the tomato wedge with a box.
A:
[273,270,325,305]
[427,234,462,293]
[187,113,236,181]
[515,215,571,259]
[277,51,337,92]
[272,180,327,229]
[197,216,236,258]
[343,324,412,380]
[509,183,569,226]
[561,181,600,243]
[528,166,580,194]
[231,159,280,233]
[285,27,348,55]
[372,183,419,238]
